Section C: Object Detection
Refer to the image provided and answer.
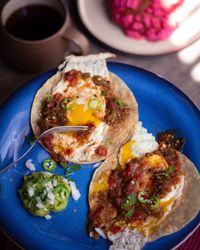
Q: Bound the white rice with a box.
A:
[131,122,159,158]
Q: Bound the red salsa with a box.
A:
[88,145,183,237]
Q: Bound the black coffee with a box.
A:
[5,4,64,41]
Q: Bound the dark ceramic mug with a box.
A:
[0,0,89,72]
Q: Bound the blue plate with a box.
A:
[0,63,199,250]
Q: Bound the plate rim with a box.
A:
[0,62,199,250]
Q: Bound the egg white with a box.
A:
[49,75,109,162]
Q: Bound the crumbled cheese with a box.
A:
[25,159,36,171]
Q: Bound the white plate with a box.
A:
[77,0,200,55]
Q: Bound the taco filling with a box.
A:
[31,53,138,164]
[89,134,184,238]
[88,124,200,250]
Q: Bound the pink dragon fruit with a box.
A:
[110,0,185,41]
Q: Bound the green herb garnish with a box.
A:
[67,177,75,182]
[60,98,71,110]
[137,191,151,204]
[124,209,134,218]
[121,194,136,209]
[65,169,73,176]
[46,93,53,102]
[157,165,174,178]
[70,164,81,172]
[63,164,81,176]
[101,90,107,96]
[60,162,67,168]
[113,98,127,108]
[150,195,160,210]
[88,98,102,111]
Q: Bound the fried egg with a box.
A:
[136,175,184,237]
[51,75,108,162]
[119,122,159,167]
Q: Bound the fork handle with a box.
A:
[0,140,38,175]
[0,126,88,174]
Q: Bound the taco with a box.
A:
[31,53,138,164]
[88,123,200,249]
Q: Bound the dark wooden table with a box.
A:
[0,1,199,249]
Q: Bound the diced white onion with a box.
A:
[27,187,34,197]
[43,171,53,176]
[95,227,107,239]
[68,181,81,201]
[45,186,52,193]
[44,214,52,220]
[46,181,53,190]
[53,179,57,187]
[47,192,55,201]
[25,159,36,171]
[49,199,55,205]
[36,202,45,209]
[35,196,42,203]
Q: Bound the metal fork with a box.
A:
[0,126,88,175]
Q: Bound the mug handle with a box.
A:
[62,27,90,55]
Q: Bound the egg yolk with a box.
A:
[143,154,168,170]
[91,171,110,193]
[119,140,134,169]
[67,104,101,126]
[160,199,173,209]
